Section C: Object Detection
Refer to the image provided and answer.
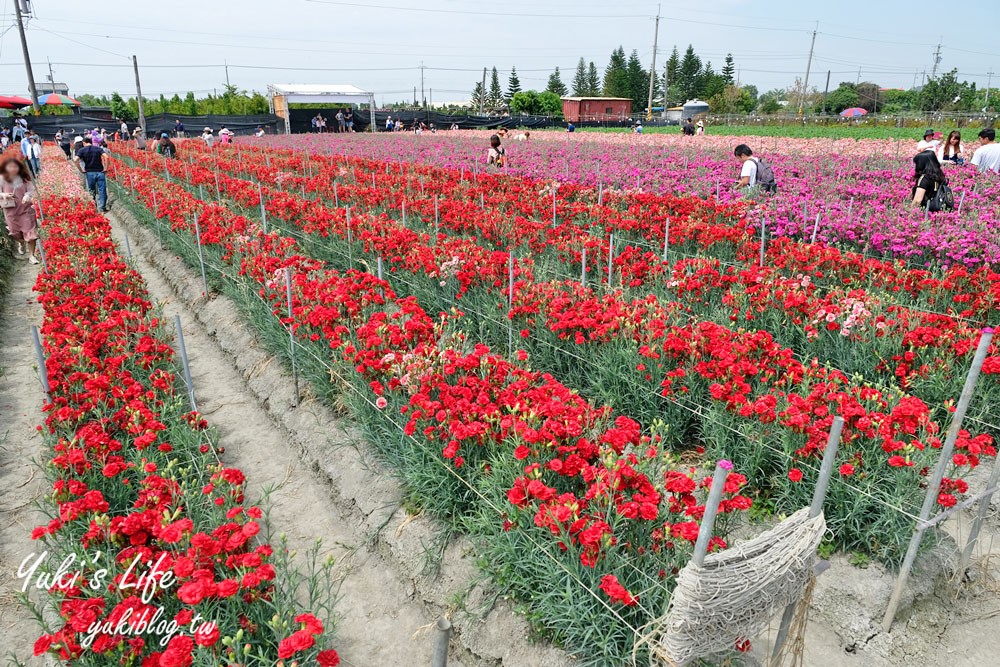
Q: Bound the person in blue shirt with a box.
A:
[567,122,575,133]
[19,131,32,160]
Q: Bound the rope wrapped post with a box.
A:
[431,617,452,667]
[30,325,51,401]
[193,213,209,296]
[882,328,994,631]
[956,456,1000,581]
[692,462,730,567]
[285,269,299,408]
[771,416,844,660]
[173,315,198,413]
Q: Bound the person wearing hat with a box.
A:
[695,120,705,136]
[157,132,177,158]
[201,127,215,148]
[133,126,147,151]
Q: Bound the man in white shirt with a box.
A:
[970,128,1000,174]
[734,144,758,190]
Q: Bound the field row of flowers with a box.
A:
[27,196,339,666]
[251,132,1000,268]
[106,153,755,666]
[109,147,997,564]
[150,143,1000,440]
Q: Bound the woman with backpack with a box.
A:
[911,153,951,211]
[487,134,507,168]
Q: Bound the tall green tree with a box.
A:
[721,54,736,85]
[586,62,601,95]
[109,92,134,121]
[488,67,503,111]
[572,58,588,96]
[506,66,522,102]
[546,67,568,97]
[603,46,629,98]
[625,49,649,112]
[471,81,486,111]
[664,46,681,107]
[678,45,702,101]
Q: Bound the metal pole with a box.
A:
[132,56,147,134]
[173,315,198,412]
[124,234,132,259]
[431,617,452,667]
[285,269,299,407]
[607,233,614,288]
[434,195,439,242]
[692,462,729,567]
[346,207,353,269]
[810,212,821,244]
[581,246,587,287]
[662,217,669,261]
[334,181,339,207]
[30,325,51,400]
[882,329,994,631]
[193,213,209,295]
[597,179,603,206]
[258,183,268,233]
[401,200,406,228]
[552,185,557,226]
[507,252,514,356]
[772,417,845,659]
[14,1,40,114]
[957,191,966,216]
[759,218,767,267]
[36,237,46,271]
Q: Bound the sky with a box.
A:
[0,0,995,105]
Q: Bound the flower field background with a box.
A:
[19,154,341,667]
[98,130,999,665]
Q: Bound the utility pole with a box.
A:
[645,5,661,121]
[798,22,817,119]
[479,67,486,116]
[931,40,942,79]
[986,70,993,111]
[420,62,426,113]
[132,55,146,133]
[14,0,40,113]
[822,69,831,114]
[46,59,54,89]
[856,67,862,85]
[225,60,231,87]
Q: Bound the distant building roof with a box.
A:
[561,96,633,102]
[268,84,371,97]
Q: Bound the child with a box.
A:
[487,134,506,168]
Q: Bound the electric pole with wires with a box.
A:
[645,4,661,121]
[14,0,41,113]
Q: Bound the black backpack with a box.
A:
[754,158,777,193]
[928,181,954,212]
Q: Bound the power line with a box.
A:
[303,0,652,19]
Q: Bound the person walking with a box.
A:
[59,127,74,159]
[19,130,32,163]
[27,136,42,176]
[73,136,111,212]
[971,128,1000,174]
[345,109,354,132]
[0,156,39,264]
[119,119,130,141]
[174,119,185,138]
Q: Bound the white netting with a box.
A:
[642,507,826,666]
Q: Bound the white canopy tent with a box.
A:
[267,84,376,134]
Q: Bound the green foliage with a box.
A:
[506,66,522,102]
[471,81,486,112]
[109,92,133,121]
[678,45,702,102]
[571,58,589,96]
[825,83,860,113]
[625,49,650,112]
[546,67,568,97]
[603,46,629,98]
[488,67,503,111]
[920,69,978,112]
[510,90,563,118]
[586,62,601,97]
[721,54,736,85]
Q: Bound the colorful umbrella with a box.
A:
[37,93,81,107]
[840,107,868,117]
[0,95,32,109]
